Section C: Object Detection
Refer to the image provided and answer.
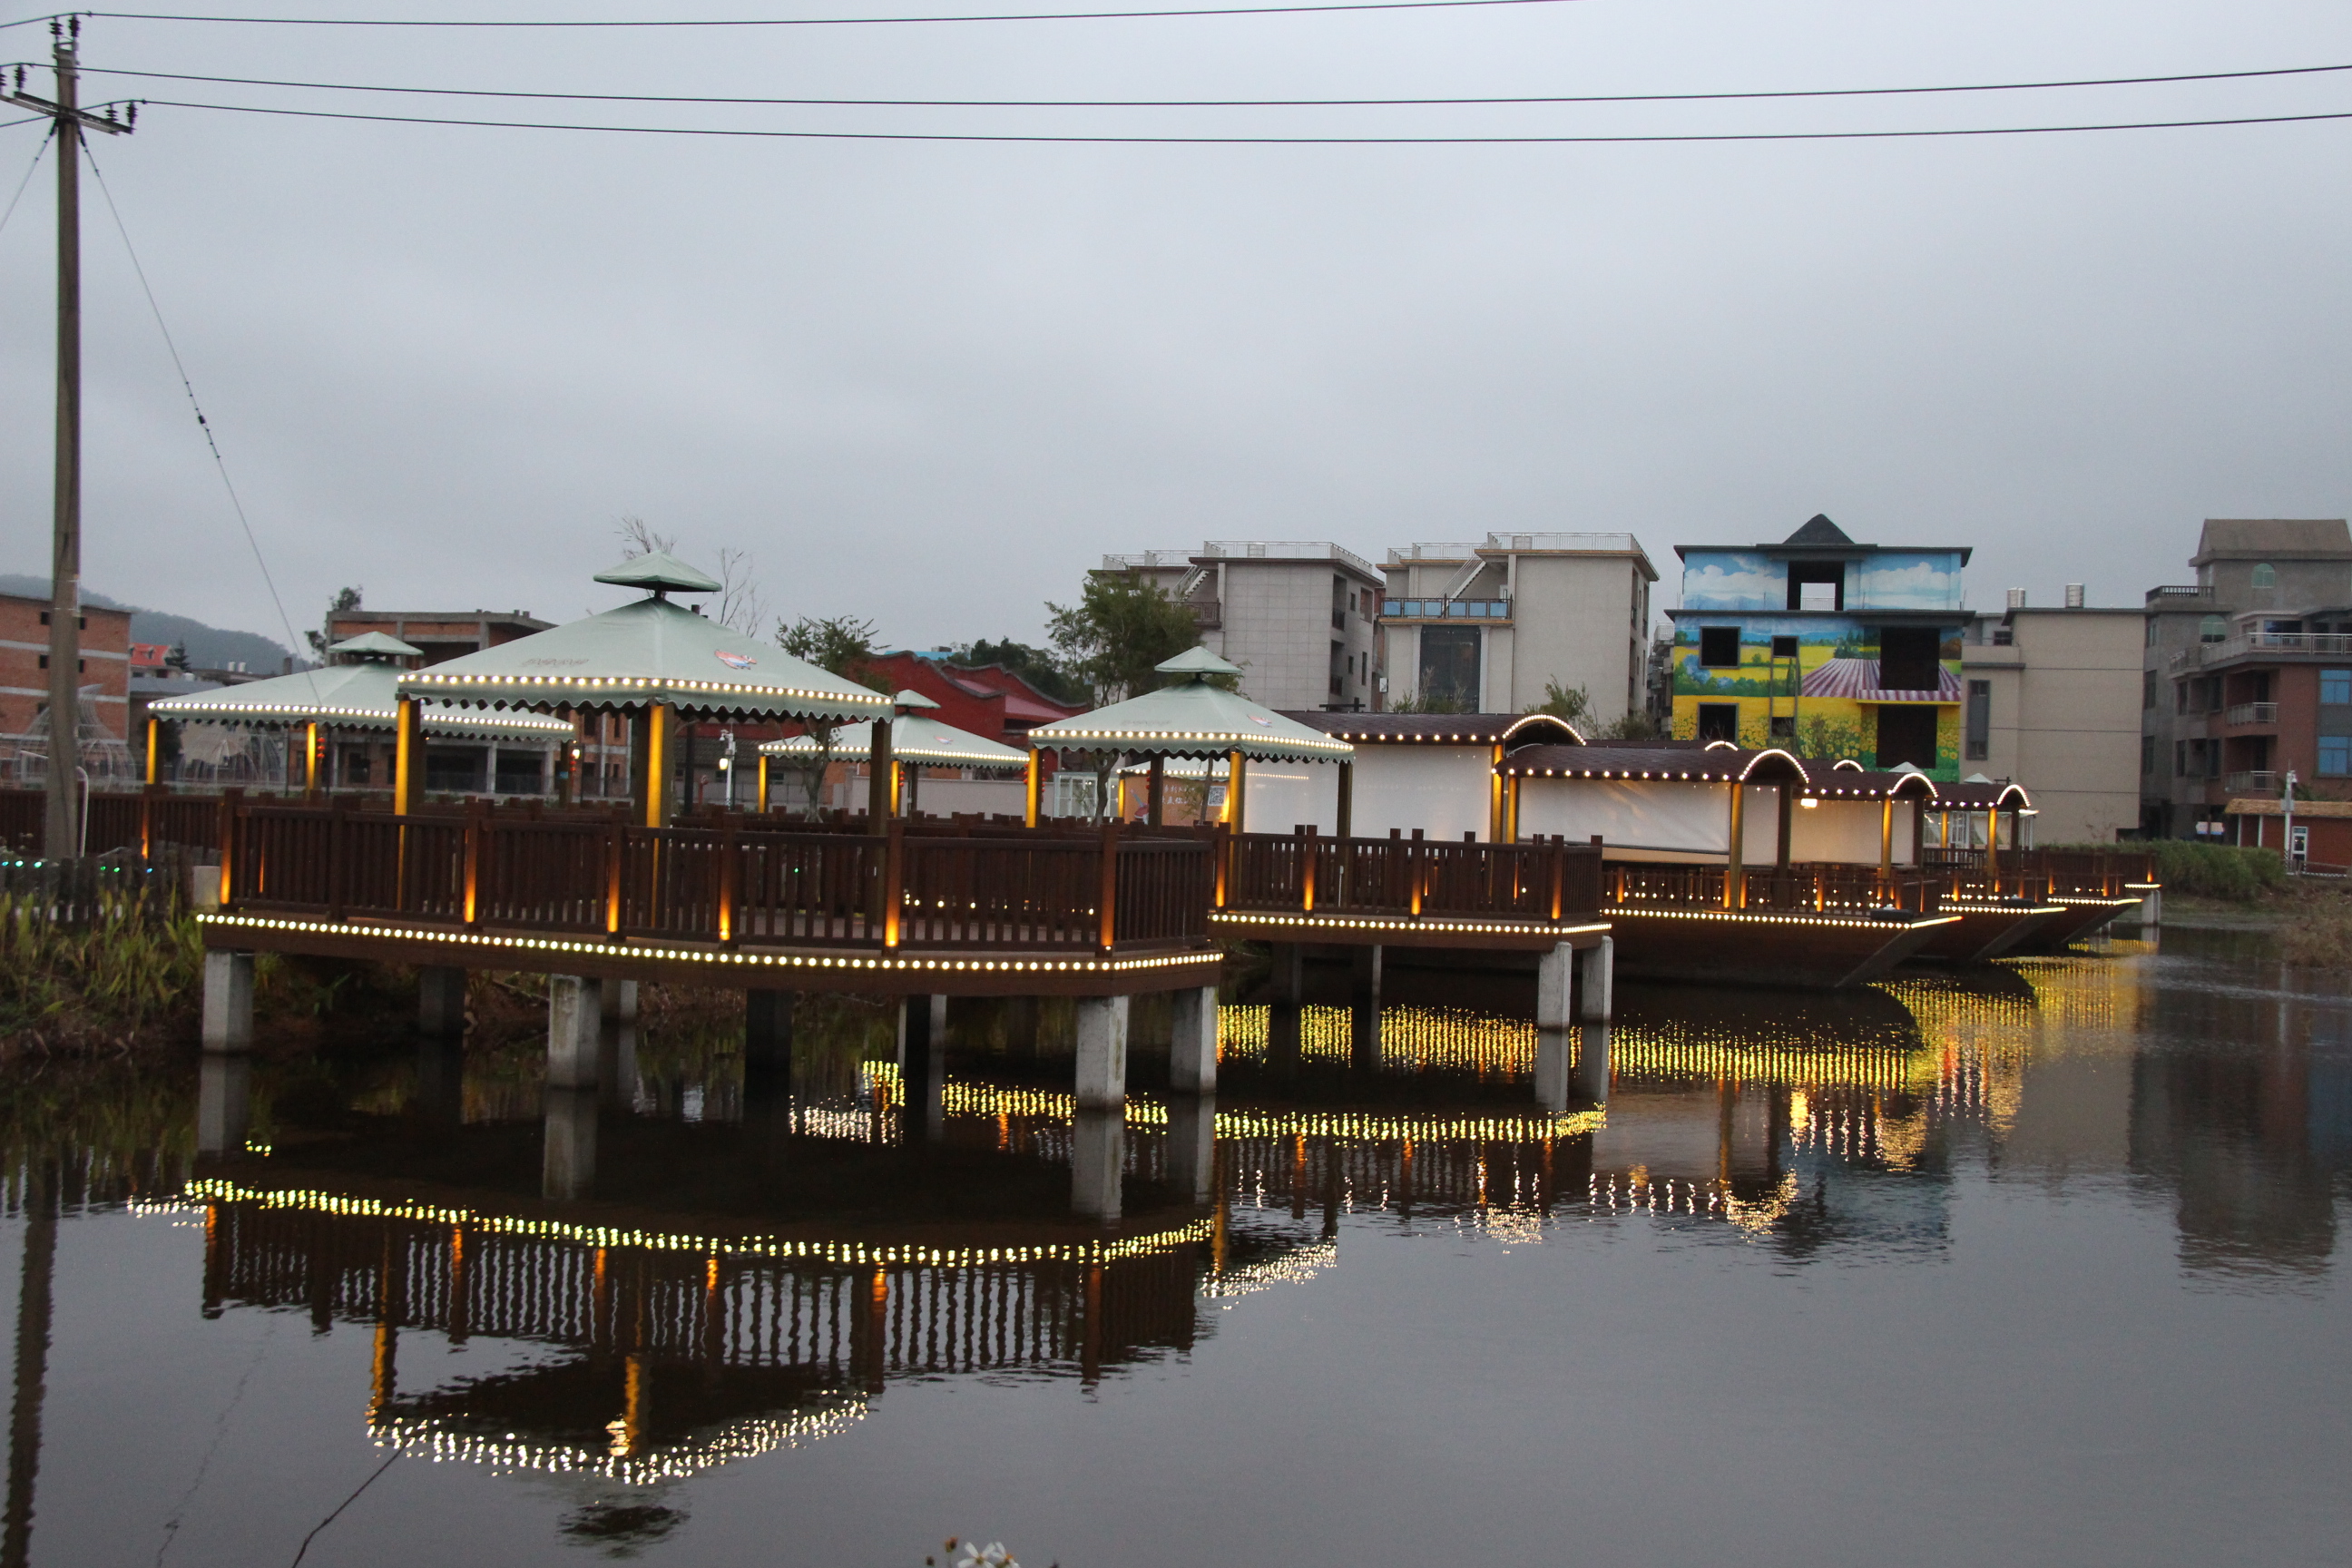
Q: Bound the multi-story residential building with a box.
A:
[1960,590,2144,843]
[1379,533,1657,721]
[2141,519,2352,838]
[0,591,133,779]
[1095,543,1384,711]
[1666,514,1969,778]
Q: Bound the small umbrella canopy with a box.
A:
[762,712,1027,768]
[328,631,424,660]
[1025,648,1354,762]
[398,564,893,724]
[149,661,571,740]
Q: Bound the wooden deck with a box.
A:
[1212,828,1612,951]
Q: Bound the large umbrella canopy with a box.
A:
[397,559,893,724]
[1026,648,1354,763]
[150,641,569,741]
[762,691,1027,769]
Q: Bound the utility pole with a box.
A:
[4,21,132,858]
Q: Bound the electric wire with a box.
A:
[0,123,51,240]
[84,142,319,695]
[66,56,2352,110]
[284,1453,398,1568]
[44,1,1605,32]
[135,95,2352,142]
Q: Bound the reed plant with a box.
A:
[2278,884,2352,967]
[0,890,209,1048]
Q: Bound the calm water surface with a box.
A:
[4,927,2348,1567]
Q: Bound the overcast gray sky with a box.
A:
[3,0,2349,653]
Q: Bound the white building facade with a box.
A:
[1380,533,1657,721]
[1096,542,1385,711]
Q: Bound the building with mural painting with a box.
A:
[1665,514,1970,779]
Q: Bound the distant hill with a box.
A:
[0,574,296,672]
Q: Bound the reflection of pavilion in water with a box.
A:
[189,1182,1234,1485]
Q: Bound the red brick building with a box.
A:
[0,590,132,747]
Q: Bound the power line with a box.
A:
[83,142,318,694]
[0,124,50,238]
[138,95,2352,142]
[52,1,1604,31]
[68,58,2352,110]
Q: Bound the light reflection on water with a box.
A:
[0,926,2347,1565]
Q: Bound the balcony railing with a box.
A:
[2225,702,2280,726]
[2146,584,2213,603]
[1381,598,1512,621]
[2224,770,2280,794]
[2197,631,2352,666]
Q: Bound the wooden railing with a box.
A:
[220,799,1215,956]
[1607,861,1939,916]
[1224,829,1605,922]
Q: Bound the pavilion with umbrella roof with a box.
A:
[146,632,573,795]
[759,689,1028,817]
[395,552,893,822]
[1024,647,1354,829]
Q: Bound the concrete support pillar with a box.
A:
[599,977,639,1026]
[542,1086,599,1201]
[1535,942,1575,1031]
[1269,942,1304,1005]
[745,989,796,1097]
[1071,1107,1124,1221]
[547,976,601,1089]
[2136,887,2163,928]
[1533,1027,1572,1113]
[414,1037,466,1130]
[1576,936,1614,1023]
[899,994,946,1141]
[417,965,467,1037]
[1074,995,1131,1110]
[1348,943,1383,1072]
[1348,943,1382,1006]
[1166,1093,1216,1204]
[201,950,254,1054]
[196,1051,251,1157]
[1573,1024,1612,1104]
[1169,985,1219,1093]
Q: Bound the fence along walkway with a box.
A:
[219,798,1216,957]
[1221,828,1608,931]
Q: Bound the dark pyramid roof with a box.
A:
[1784,514,1855,547]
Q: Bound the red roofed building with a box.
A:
[862,652,1084,747]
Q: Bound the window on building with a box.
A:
[1769,634,1798,659]
[1877,626,1942,692]
[1769,715,1795,741]
[1417,626,1481,709]
[2200,614,2227,643]
[1965,679,1991,761]
[1787,561,1843,612]
[2141,735,2155,775]
[1875,706,1938,771]
[2323,736,2352,777]
[2253,562,2278,590]
[2142,671,2156,710]
[2323,669,2352,705]
[2174,740,2187,778]
[1697,703,1740,742]
[1328,639,1345,699]
[2145,617,2157,647]
[1699,626,1741,668]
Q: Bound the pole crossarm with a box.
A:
[0,90,134,134]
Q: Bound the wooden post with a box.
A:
[882,816,905,946]
[462,800,482,927]
[143,716,159,786]
[1098,818,1120,955]
[304,720,320,799]
[642,701,670,828]
[1024,750,1043,828]
[1212,821,1230,908]
[1724,780,1746,910]
[1985,803,2002,892]
[603,814,623,936]
[755,752,769,815]
[394,699,420,816]
[1879,795,1894,891]
[717,815,738,942]
[1226,750,1248,834]
[867,716,894,832]
[1489,744,1505,842]
[138,780,152,859]
[1299,824,1318,913]
[216,788,240,909]
[1505,772,1522,844]
[1335,760,1354,841]
[1147,755,1165,827]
